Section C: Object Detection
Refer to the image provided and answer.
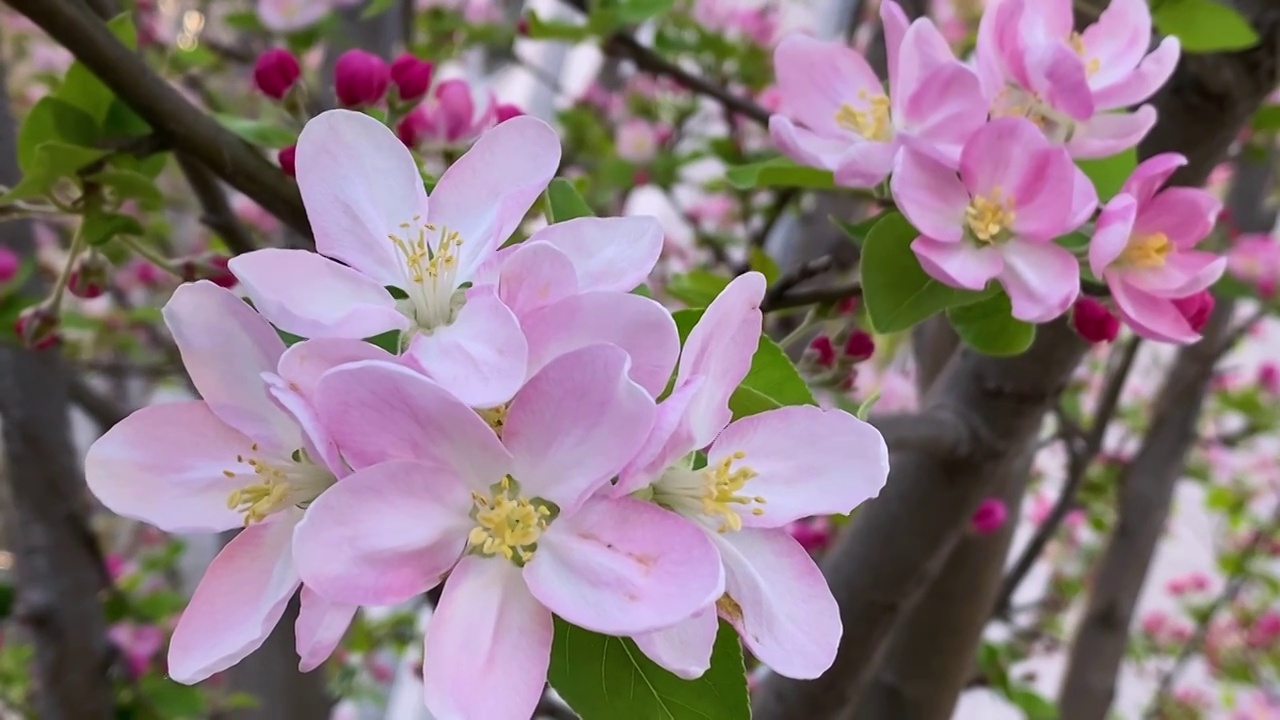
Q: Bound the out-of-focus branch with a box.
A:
[2,0,311,238]
[67,374,129,430]
[175,155,258,256]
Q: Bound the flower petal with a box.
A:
[1025,43,1094,121]
[167,514,300,683]
[881,1,911,97]
[228,249,408,340]
[898,63,987,168]
[406,285,529,408]
[1067,164,1100,230]
[831,141,900,188]
[86,401,255,534]
[277,337,401,403]
[295,110,427,285]
[293,459,471,606]
[429,116,561,280]
[1090,194,1139,276]
[525,216,664,293]
[1009,147,1081,241]
[614,377,704,496]
[527,497,724,634]
[709,406,889,529]
[496,241,579,319]
[1080,0,1152,86]
[521,291,680,398]
[296,588,357,673]
[632,608,719,680]
[423,557,551,720]
[1091,37,1180,111]
[911,236,1002,291]
[1067,106,1157,159]
[1120,152,1186,205]
[891,148,968,243]
[769,116,847,171]
[504,345,655,509]
[163,281,295,449]
[713,528,840,679]
[1136,187,1222,249]
[772,34,883,138]
[997,240,1080,322]
[1127,251,1226,298]
[1110,276,1199,343]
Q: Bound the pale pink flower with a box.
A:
[615,119,659,163]
[293,346,723,720]
[892,117,1096,322]
[976,0,1178,157]
[404,78,498,146]
[1140,610,1168,639]
[1090,153,1225,344]
[229,110,560,408]
[769,2,987,187]
[612,273,890,680]
[258,0,333,32]
[84,283,388,682]
[1247,609,1280,648]
[109,622,166,677]
[1227,233,1280,298]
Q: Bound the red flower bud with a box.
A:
[278,145,296,177]
[842,330,875,362]
[253,48,301,100]
[68,252,110,299]
[808,335,836,368]
[1173,290,1214,333]
[836,296,858,315]
[495,103,524,123]
[333,50,390,108]
[1071,296,1120,343]
[180,254,236,288]
[0,246,19,284]
[970,498,1007,535]
[390,53,433,102]
[15,304,59,350]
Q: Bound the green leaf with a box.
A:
[1252,105,1280,132]
[0,142,110,203]
[523,12,592,41]
[17,97,99,173]
[726,157,835,190]
[548,619,750,720]
[139,676,206,718]
[1054,231,1091,252]
[214,115,298,148]
[57,15,137,124]
[835,208,893,248]
[546,178,594,222]
[362,0,399,18]
[947,292,1035,356]
[1077,148,1136,203]
[88,169,164,208]
[860,211,991,333]
[730,334,816,418]
[1153,0,1258,52]
[667,270,731,307]
[82,210,145,246]
[612,0,677,23]
[1007,687,1057,720]
[748,247,781,284]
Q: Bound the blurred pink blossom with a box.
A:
[108,622,166,677]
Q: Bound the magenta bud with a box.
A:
[495,103,524,123]
[842,330,875,362]
[180,254,236,288]
[0,247,19,284]
[808,335,836,368]
[333,49,390,108]
[278,145,296,177]
[15,304,59,350]
[1172,290,1214,333]
[68,252,110,299]
[1071,296,1120,344]
[390,53,433,102]
[970,498,1007,535]
[253,48,301,100]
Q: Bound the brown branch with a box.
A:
[67,374,129,430]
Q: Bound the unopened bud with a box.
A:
[842,330,875,362]
[68,252,111,299]
[495,103,524,123]
[334,50,390,108]
[390,53,433,103]
[180,254,236,289]
[278,145,296,177]
[808,335,836,368]
[1173,290,1214,333]
[1070,296,1119,343]
[970,498,1007,535]
[253,48,301,100]
[15,303,59,350]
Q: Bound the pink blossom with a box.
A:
[1090,153,1225,344]
[1140,610,1168,639]
[0,246,20,283]
[613,273,889,681]
[976,0,1178,158]
[615,119,659,163]
[1247,609,1280,648]
[1259,363,1280,393]
[258,0,333,32]
[686,195,738,231]
[970,498,1008,534]
[892,117,1095,322]
[769,3,987,187]
[85,282,377,682]
[400,79,499,147]
[1227,233,1280,298]
[292,346,722,720]
[108,622,166,677]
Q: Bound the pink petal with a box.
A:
[163,281,296,450]
[831,140,900,188]
[911,236,1003,291]
[772,34,883,138]
[713,528,840,679]
[1090,194,1139,276]
[898,63,987,168]
[1120,152,1187,204]
[1067,165,1100,230]
[521,291,680,398]
[525,216,664,293]
[496,242,579,319]
[167,515,300,683]
[85,401,255,534]
[429,116,561,281]
[614,377,704,496]
[1091,37,1180,111]
[708,406,889,530]
[258,0,328,31]
[1110,276,1199,343]
[891,148,968,243]
[632,608,719,680]
[314,360,513,478]
[975,0,1026,98]
[1025,43,1094,121]
[527,497,724,635]
[293,459,471,606]
[277,337,401,403]
[296,588,357,672]
[1009,147,1080,241]
[769,116,847,171]
[880,1,911,97]
[263,375,343,480]
[295,110,427,286]
[228,249,409,340]
[406,285,529,408]
[997,240,1080,322]
[422,557,551,720]
[1127,251,1226,298]
[1067,106,1157,159]
[678,272,766,448]
[1080,0,1151,86]
[504,345,655,509]
[1135,187,1222,249]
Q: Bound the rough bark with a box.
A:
[0,54,115,720]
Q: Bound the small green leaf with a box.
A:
[57,15,138,124]
[214,115,298,148]
[82,210,145,246]
[748,247,781,284]
[88,169,164,208]
[835,208,893,248]
[139,676,206,718]
[362,0,399,18]
[1054,231,1091,252]
[860,211,991,333]
[547,619,750,720]
[1153,0,1258,52]
[546,178,594,222]
[1007,686,1057,720]
[726,157,835,190]
[730,334,817,418]
[610,0,677,23]
[667,270,731,307]
[1252,105,1280,132]
[855,390,880,421]
[17,97,99,173]
[365,330,401,353]
[0,142,111,203]
[947,292,1036,356]
[1076,148,1136,202]
[523,12,592,41]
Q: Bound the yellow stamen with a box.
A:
[224,449,332,525]
[701,452,764,533]
[1119,232,1172,269]
[965,187,1016,243]
[476,404,509,437]
[468,476,553,564]
[388,217,463,285]
[1068,32,1101,77]
[835,91,893,142]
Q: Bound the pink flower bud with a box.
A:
[1071,296,1119,343]
[68,252,110,299]
[434,79,476,142]
[495,103,524,123]
[843,330,875,362]
[1259,363,1280,393]
[396,109,429,148]
[333,49,390,108]
[516,17,530,35]
[0,246,19,283]
[970,498,1007,535]
[180,254,236,288]
[253,48,301,100]
[15,304,59,350]
[1141,610,1168,638]
[836,297,858,315]
[278,145,296,177]
[1173,291,1214,333]
[808,335,836,368]
[390,53,433,102]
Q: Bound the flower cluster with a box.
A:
[84,110,890,719]
[769,0,1227,341]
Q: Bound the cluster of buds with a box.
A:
[15,302,59,350]
[177,253,236,288]
[803,318,876,391]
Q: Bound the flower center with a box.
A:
[835,91,893,142]
[965,188,1016,243]
[389,216,467,332]
[1067,32,1101,77]
[224,445,334,525]
[1119,232,1172,269]
[468,476,556,565]
[476,404,509,437]
[991,88,1073,142]
[653,452,765,533]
